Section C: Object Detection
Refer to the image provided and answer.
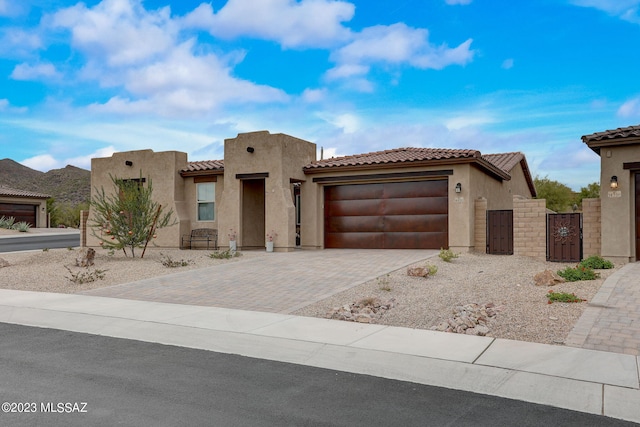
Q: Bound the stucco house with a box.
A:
[88,131,536,252]
[0,186,49,227]
[582,124,640,263]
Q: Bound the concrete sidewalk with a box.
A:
[0,288,638,423]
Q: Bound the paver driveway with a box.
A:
[81,249,436,313]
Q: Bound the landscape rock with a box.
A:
[76,248,96,267]
[431,302,500,336]
[326,297,396,324]
[534,269,565,287]
[0,257,9,268]
[407,267,429,277]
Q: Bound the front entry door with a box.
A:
[242,179,265,249]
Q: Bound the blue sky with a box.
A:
[1,0,640,189]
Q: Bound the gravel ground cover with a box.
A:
[0,247,619,346]
[293,252,619,346]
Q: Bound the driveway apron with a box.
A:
[81,249,436,314]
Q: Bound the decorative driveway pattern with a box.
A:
[81,249,436,314]
[566,262,640,356]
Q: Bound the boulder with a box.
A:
[76,248,96,267]
[533,269,565,287]
[407,267,429,277]
[0,257,9,268]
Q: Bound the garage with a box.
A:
[0,203,37,226]
[324,180,448,249]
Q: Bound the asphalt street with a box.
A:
[0,323,634,427]
[0,232,80,252]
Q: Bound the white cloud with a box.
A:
[0,0,25,17]
[21,154,60,172]
[319,112,361,133]
[51,0,176,67]
[181,0,355,48]
[327,23,474,86]
[0,28,43,58]
[0,98,28,113]
[618,97,640,117]
[502,58,514,69]
[301,88,327,103]
[11,62,60,81]
[47,0,288,117]
[571,0,640,23]
[65,146,117,169]
[445,113,495,130]
[445,0,472,5]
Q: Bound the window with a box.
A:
[197,182,215,221]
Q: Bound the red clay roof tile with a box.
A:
[0,186,50,199]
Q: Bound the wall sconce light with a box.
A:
[247,147,254,153]
[455,183,462,193]
[610,176,618,189]
[125,160,133,167]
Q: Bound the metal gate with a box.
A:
[486,210,513,255]
[547,213,582,262]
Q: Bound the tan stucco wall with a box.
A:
[88,149,188,248]
[582,198,601,258]
[217,131,316,251]
[0,196,48,227]
[182,175,224,237]
[598,145,640,262]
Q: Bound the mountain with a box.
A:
[0,159,91,205]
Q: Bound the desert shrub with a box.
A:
[546,290,585,304]
[209,249,242,260]
[438,248,459,262]
[579,255,614,270]
[557,266,599,282]
[65,267,107,284]
[426,264,438,276]
[0,216,15,229]
[160,253,193,268]
[12,221,31,232]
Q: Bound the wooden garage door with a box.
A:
[0,203,37,226]
[324,180,448,249]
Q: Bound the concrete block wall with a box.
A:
[582,198,601,258]
[513,196,547,260]
[474,197,487,253]
[80,210,89,248]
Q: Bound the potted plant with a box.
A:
[266,230,277,252]
[228,229,237,251]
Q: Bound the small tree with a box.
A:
[90,175,176,258]
[575,182,600,207]
[534,175,575,213]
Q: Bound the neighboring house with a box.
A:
[88,131,536,252]
[0,186,50,227]
[582,124,640,263]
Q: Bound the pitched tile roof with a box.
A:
[482,152,524,173]
[581,124,640,143]
[0,186,50,199]
[180,160,224,175]
[303,147,482,170]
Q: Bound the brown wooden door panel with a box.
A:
[381,180,448,198]
[325,199,384,216]
[383,197,448,215]
[0,203,37,227]
[325,184,384,201]
[547,213,582,262]
[324,180,449,249]
[325,216,384,233]
[383,214,448,232]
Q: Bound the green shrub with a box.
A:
[209,249,242,260]
[546,290,585,304]
[579,255,614,270]
[438,248,459,262]
[0,216,15,229]
[557,266,599,282]
[12,222,31,232]
[426,264,438,276]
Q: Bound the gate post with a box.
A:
[513,195,546,260]
[474,197,487,253]
[582,198,601,258]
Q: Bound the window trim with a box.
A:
[196,182,215,221]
